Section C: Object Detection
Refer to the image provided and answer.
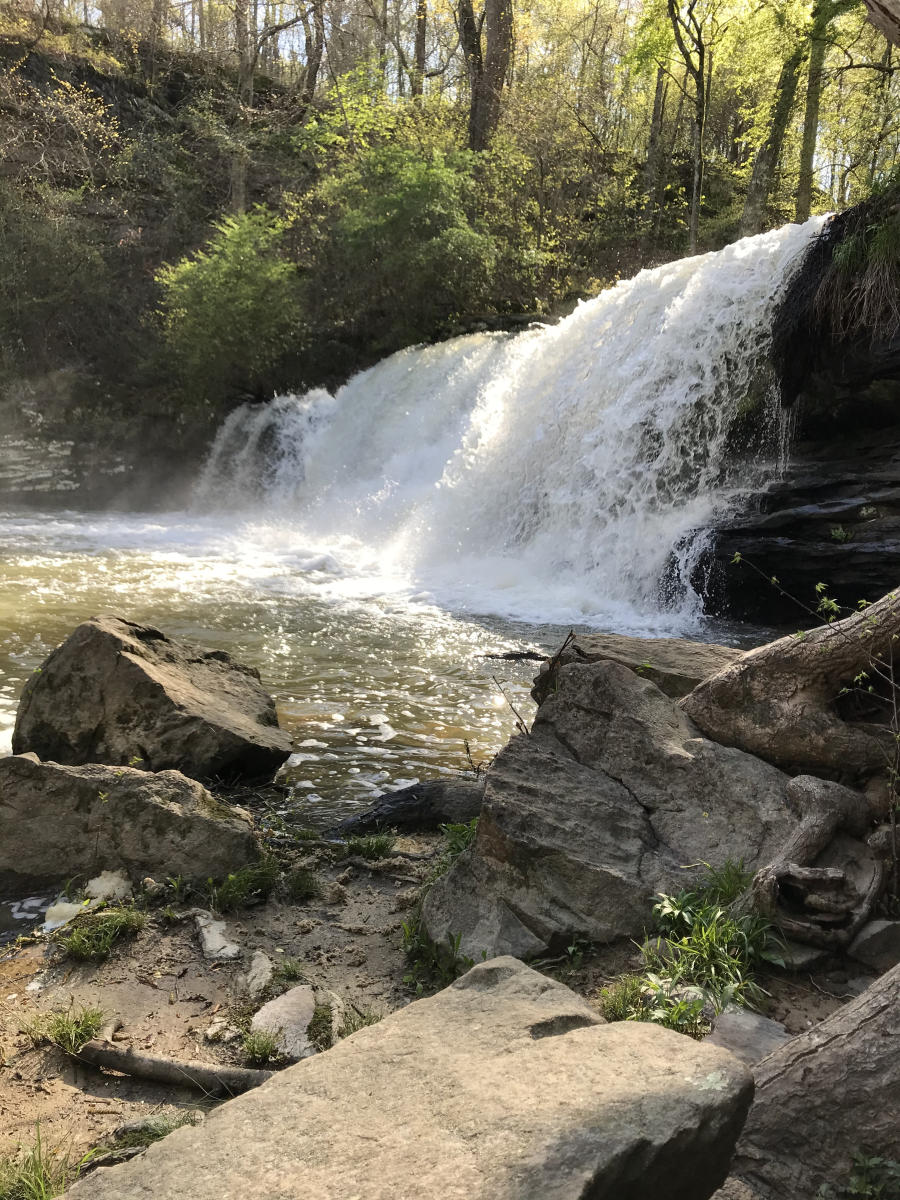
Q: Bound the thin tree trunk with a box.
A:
[740,45,807,236]
[463,0,512,152]
[411,0,426,98]
[796,2,831,223]
[643,65,667,205]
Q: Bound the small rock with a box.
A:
[204,1018,241,1044]
[193,911,240,960]
[848,919,900,972]
[241,950,274,1000]
[705,1006,792,1066]
[779,939,828,971]
[251,984,317,1060]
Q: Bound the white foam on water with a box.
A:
[196,220,824,632]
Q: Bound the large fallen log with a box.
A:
[76,1038,274,1097]
[681,585,900,779]
[720,961,900,1200]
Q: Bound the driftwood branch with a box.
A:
[76,1039,273,1097]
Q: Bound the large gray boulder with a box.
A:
[12,616,292,781]
[65,957,753,1200]
[716,961,900,1199]
[0,754,259,890]
[424,660,800,959]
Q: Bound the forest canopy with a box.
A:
[1,0,898,435]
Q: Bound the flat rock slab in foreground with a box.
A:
[67,958,753,1200]
[12,615,292,780]
[0,755,259,891]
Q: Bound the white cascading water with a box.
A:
[196,219,824,631]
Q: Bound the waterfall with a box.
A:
[196,219,824,631]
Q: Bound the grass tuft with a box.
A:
[242,1029,280,1067]
[112,1112,200,1149]
[0,1125,85,1199]
[286,867,320,902]
[340,833,397,861]
[271,957,304,988]
[23,1007,105,1055]
[53,907,146,961]
[307,1004,333,1052]
[207,860,279,913]
[338,1006,383,1038]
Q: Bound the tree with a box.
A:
[459,0,514,152]
[666,0,710,253]
[740,43,807,236]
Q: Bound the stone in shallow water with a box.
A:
[12,614,291,781]
[64,957,753,1200]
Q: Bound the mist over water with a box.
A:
[0,220,823,816]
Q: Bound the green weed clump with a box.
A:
[286,867,320,902]
[23,1006,106,1055]
[54,907,146,962]
[307,1004,333,1052]
[817,1152,900,1198]
[338,1006,383,1038]
[112,1112,199,1149]
[340,833,396,861]
[207,860,279,912]
[599,860,779,1039]
[0,1125,86,1199]
[439,818,478,857]
[242,1029,280,1067]
[402,917,474,996]
[271,957,305,988]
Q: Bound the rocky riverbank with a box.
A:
[1,615,899,1197]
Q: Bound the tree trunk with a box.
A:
[411,0,426,98]
[643,66,667,208]
[726,961,900,1199]
[299,0,325,111]
[740,45,807,237]
[795,2,831,223]
[76,1038,273,1096]
[463,0,512,152]
[680,585,900,778]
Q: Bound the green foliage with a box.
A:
[600,860,778,1038]
[111,1112,199,1149]
[271,957,305,988]
[156,209,301,410]
[340,833,397,861]
[207,860,279,912]
[439,818,479,858]
[0,1126,87,1200]
[818,1153,900,1198]
[401,916,474,997]
[286,867,320,902]
[242,1029,280,1067]
[23,1007,105,1055]
[338,1005,383,1038]
[307,1004,334,1052]
[292,145,499,351]
[53,907,146,961]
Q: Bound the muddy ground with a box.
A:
[0,824,878,1178]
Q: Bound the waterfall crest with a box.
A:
[197,220,824,630]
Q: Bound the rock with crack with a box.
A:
[714,961,900,1200]
[64,957,753,1200]
[0,754,259,892]
[424,660,803,959]
[12,615,292,781]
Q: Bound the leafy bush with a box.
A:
[818,1152,900,1199]
[156,208,301,410]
